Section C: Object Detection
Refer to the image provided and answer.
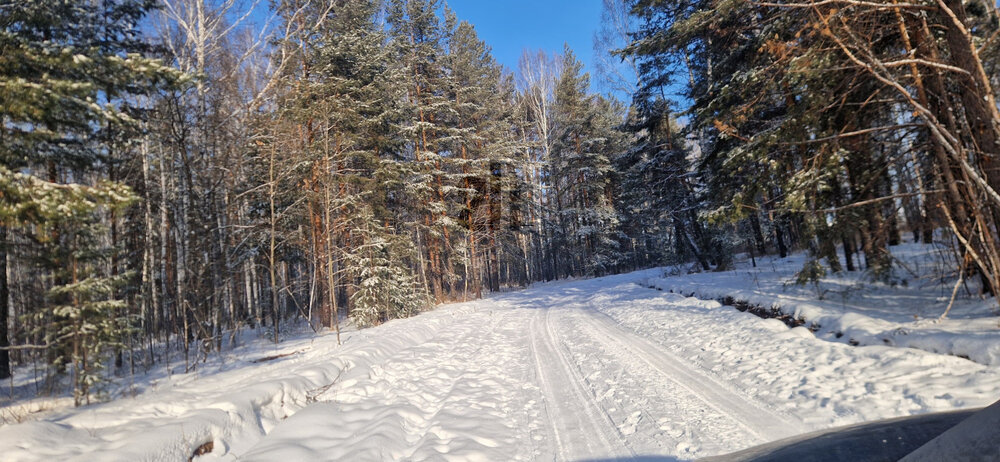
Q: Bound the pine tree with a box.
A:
[622,0,1000,294]
[270,0,428,328]
[549,46,624,277]
[387,0,464,301]
[615,98,690,269]
[445,20,527,294]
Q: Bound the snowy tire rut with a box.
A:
[568,308,800,443]
[528,308,634,461]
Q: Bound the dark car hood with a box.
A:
[700,400,1000,462]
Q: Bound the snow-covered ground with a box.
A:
[646,243,1000,366]
[1,263,999,461]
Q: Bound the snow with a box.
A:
[645,243,1000,366]
[1,255,999,460]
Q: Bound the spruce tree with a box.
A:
[0,0,180,400]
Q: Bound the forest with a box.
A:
[3,0,1000,407]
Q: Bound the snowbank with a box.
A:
[0,304,476,461]
[645,243,1000,366]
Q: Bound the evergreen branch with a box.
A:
[0,344,50,351]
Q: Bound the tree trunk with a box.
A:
[749,212,767,255]
[0,225,9,380]
[775,217,788,259]
[842,233,856,272]
[941,0,1000,191]
[269,146,280,344]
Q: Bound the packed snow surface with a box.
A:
[2,267,999,461]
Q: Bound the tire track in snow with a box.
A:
[528,307,635,461]
[573,307,800,443]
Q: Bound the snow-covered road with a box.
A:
[237,274,805,461]
[523,293,801,460]
[3,270,998,461]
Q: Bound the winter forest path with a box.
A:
[24,269,998,462]
[234,272,804,461]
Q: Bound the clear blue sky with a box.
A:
[444,0,603,76]
[241,0,606,85]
